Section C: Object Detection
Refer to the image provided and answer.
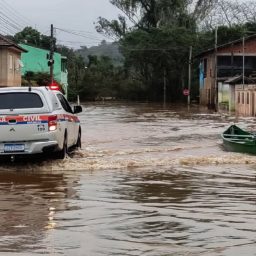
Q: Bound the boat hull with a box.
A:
[221,125,256,154]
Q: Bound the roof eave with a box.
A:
[196,34,256,59]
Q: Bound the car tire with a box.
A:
[76,128,82,148]
[56,132,68,159]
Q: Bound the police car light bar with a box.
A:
[49,81,61,91]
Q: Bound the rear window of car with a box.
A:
[0,92,43,109]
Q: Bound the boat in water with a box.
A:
[221,125,256,154]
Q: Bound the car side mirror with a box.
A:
[73,105,82,114]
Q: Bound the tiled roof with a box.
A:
[0,34,27,52]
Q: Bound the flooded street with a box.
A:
[0,103,255,256]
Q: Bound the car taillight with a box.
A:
[48,115,57,131]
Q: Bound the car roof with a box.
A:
[0,87,63,112]
[0,86,48,93]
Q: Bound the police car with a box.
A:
[0,86,82,159]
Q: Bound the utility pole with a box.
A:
[242,36,245,88]
[214,27,218,111]
[163,68,167,106]
[49,24,54,83]
[188,46,192,105]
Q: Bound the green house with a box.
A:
[19,44,68,94]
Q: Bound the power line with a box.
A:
[0,11,23,30]
[0,17,19,34]
[55,27,104,41]
[0,0,31,26]
[57,39,103,44]
[56,27,99,35]
[0,0,48,36]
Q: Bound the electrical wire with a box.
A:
[0,0,31,27]
[55,27,104,41]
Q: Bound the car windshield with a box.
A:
[0,92,43,109]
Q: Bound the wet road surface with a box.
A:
[0,103,255,256]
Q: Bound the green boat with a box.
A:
[221,125,256,154]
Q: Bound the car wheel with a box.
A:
[76,128,82,148]
[56,132,68,159]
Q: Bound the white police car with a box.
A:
[0,86,82,159]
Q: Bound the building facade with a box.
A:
[19,44,68,94]
[198,35,256,110]
[0,35,27,87]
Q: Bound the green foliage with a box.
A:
[119,27,197,100]
[14,26,55,50]
[14,27,40,46]
[93,0,218,102]
[96,15,128,39]
[22,72,51,86]
[93,0,256,102]
[66,18,256,102]
[13,4,256,103]
[75,41,123,66]
[56,45,86,100]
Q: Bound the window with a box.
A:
[217,56,231,66]
[9,55,13,70]
[57,94,73,113]
[61,60,67,72]
[15,58,20,71]
[247,92,250,104]
[0,93,43,109]
[242,93,244,104]
[238,92,240,104]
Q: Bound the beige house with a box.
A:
[0,34,27,87]
[235,83,256,116]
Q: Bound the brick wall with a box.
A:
[218,38,256,54]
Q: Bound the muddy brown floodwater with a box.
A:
[0,103,255,256]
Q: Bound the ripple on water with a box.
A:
[0,103,256,256]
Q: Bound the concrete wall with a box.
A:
[20,44,62,81]
[19,44,68,94]
[229,84,236,112]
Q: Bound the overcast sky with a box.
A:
[2,0,251,49]
[4,0,121,48]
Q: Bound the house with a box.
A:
[0,34,27,87]
[197,34,256,112]
[227,74,256,116]
[19,44,68,94]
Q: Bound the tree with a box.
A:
[56,45,87,100]
[96,0,218,38]
[14,26,55,50]
[14,27,41,46]
[22,72,51,87]
[201,0,256,29]
[95,0,218,101]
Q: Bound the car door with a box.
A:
[56,94,76,146]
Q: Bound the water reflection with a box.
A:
[97,166,256,256]
[118,169,195,204]
[0,103,256,256]
[0,170,78,253]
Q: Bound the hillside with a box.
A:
[75,41,123,66]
